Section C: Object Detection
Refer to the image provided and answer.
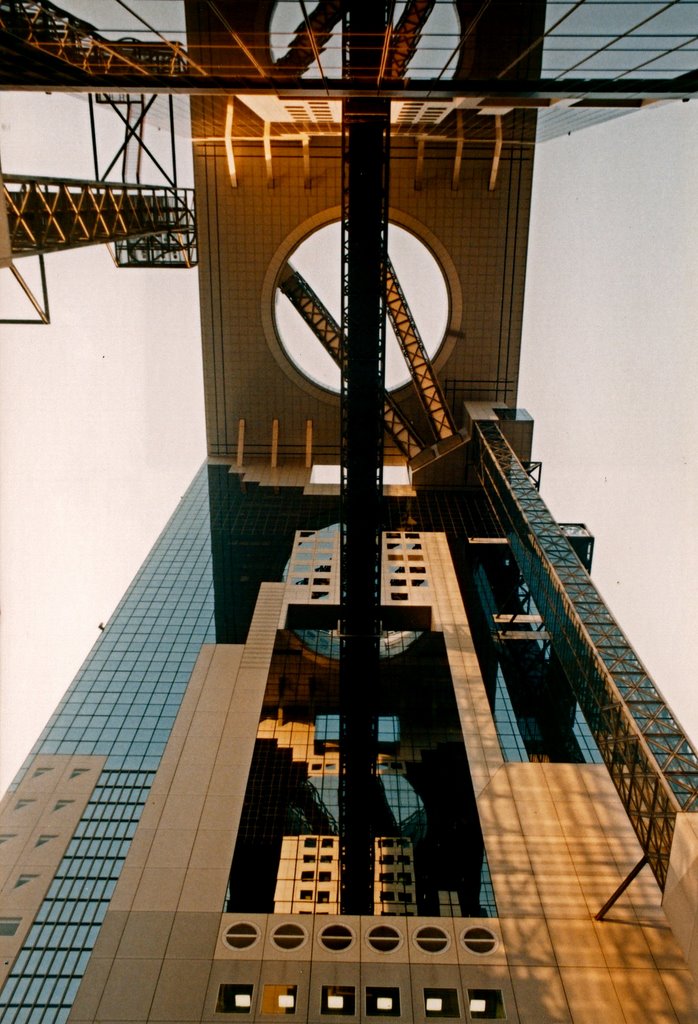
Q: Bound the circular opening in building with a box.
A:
[318,923,355,952]
[366,924,402,953]
[414,926,450,954]
[270,922,308,950]
[269,3,461,80]
[461,927,498,955]
[275,222,448,394]
[224,922,260,950]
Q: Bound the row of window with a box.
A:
[224,922,499,956]
[216,984,505,1019]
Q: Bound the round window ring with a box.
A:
[273,221,450,395]
[318,923,355,952]
[270,922,308,951]
[366,924,403,953]
[223,921,260,950]
[461,926,498,955]
[413,925,450,954]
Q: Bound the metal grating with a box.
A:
[474,419,698,888]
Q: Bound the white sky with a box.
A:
[0,92,696,792]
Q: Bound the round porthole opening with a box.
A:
[274,222,448,394]
[414,925,449,953]
[366,924,402,953]
[319,923,355,952]
[224,921,260,950]
[461,926,498,955]
[270,922,308,950]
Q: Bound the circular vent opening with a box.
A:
[319,923,355,952]
[270,922,308,950]
[414,926,449,953]
[461,926,498,955]
[224,922,260,950]
[366,925,402,953]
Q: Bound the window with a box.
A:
[414,926,449,953]
[299,890,313,901]
[318,871,332,882]
[461,927,498,955]
[317,891,330,904]
[262,985,297,1015]
[321,838,334,848]
[318,924,354,951]
[217,984,254,1014]
[366,987,400,1016]
[366,925,401,953]
[0,918,21,937]
[424,989,460,1018]
[270,923,307,951]
[467,989,505,1019]
[321,986,355,1015]
[224,922,260,950]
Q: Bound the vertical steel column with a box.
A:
[338,5,391,916]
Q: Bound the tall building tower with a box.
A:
[1,3,698,1023]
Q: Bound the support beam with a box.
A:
[385,0,436,80]
[339,82,390,915]
[278,264,425,460]
[0,0,199,81]
[385,254,457,441]
[595,856,649,921]
[305,419,313,468]
[236,419,245,467]
[3,176,197,264]
[488,114,503,192]
[452,110,463,191]
[272,0,344,75]
[224,97,238,188]
[263,121,274,188]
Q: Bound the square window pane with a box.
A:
[467,989,505,1019]
[366,987,400,1017]
[216,984,254,1013]
[262,985,298,1015]
[321,986,355,1015]
[425,989,460,1018]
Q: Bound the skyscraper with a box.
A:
[1,3,698,1023]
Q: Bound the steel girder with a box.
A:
[0,0,193,80]
[0,1,695,101]
[272,0,344,74]
[3,176,196,263]
[278,265,425,460]
[338,84,391,916]
[385,0,436,80]
[474,419,698,888]
[385,254,456,442]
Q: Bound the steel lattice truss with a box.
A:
[0,0,193,78]
[475,419,698,888]
[4,176,196,261]
[278,265,424,460]
[385,0,436,80]
[272,0,343,74]
[385,254,456,442]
